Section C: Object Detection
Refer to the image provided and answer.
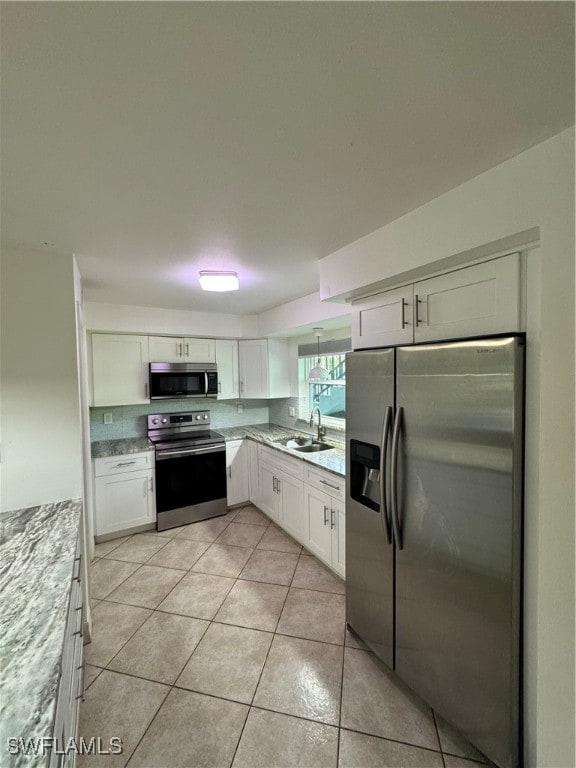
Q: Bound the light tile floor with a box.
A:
[80,504,488,768]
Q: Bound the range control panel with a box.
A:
[147,410,211,429]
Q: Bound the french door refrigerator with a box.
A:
[346,335,524,768]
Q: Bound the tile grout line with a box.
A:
[227,542,303,767]
[432,708,447,768]
[85,505,353,766]
[93,508,247,767]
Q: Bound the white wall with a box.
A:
[0,247,83,511]
[84,300,258,338]
[258,290,351,337]
[85,291,350,340]
[319,127,575,768]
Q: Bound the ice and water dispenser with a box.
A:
[349,439,382,512]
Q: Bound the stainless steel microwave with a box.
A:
[149,362,218,399]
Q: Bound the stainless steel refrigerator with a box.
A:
[346,335,524,768]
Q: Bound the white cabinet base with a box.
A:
[93,452,155,537]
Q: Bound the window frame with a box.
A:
[297,354,346,430]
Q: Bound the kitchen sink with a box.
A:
[274,436,312,447]
[274,436,333,452]
[292,443,333,453]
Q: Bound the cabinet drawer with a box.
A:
[258,445,303,480]
[304,466,345,502]
[94,452,153,477]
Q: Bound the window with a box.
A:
[298,353,346,428]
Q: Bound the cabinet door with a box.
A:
[149,336,185,362]
[226,440,249,507]
[94,470,154,535]
[215,339,239,399]
[331,501,345,578]
[184,338,216,363]
[267,339,290,398]
[239,339,268,398]
[247,441,261,505]
[259,461,280,523]
[413,253,520,342]
[278,471,305,543]
[92,334,149,406]
[305,486,333,565]
[352,285,414,350]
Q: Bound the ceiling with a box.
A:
[1,2,573,316]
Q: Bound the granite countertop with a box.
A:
[217,423,346,477]
[91,436,153,458]
[91,424,345,477]
[0,498,82,768]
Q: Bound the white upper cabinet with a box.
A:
[413,254,520,342]
[351,253,520,349]
[215,339,239,400]
[238,339,290,399]
[91,334,150,406]
[149,336,216,363]
[352,285,414,349]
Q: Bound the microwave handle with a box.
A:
[204,372,209,395]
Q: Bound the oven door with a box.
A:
[154,443,227,530]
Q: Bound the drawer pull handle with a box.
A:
[76,660,86,701]
[115,460,136,467]
[320,479,340,491]
[73,554,82,582]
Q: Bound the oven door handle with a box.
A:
[156,444,225,460]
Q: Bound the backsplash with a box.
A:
[269,397,345,446]
[90,399,272,442]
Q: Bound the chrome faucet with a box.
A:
[310,407,326,442]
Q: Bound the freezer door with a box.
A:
[345,348,395,668]
[394,337,523,768]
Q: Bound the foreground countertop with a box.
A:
[91,424,345,477]
[0,498,82,767]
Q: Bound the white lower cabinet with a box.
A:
[303,466,346,578]
[93,452,155,537]
[253,445,344,577]
[226,440,249,506]
[247,440,260,505]
[258,460,281,523]
[256,446,305,540]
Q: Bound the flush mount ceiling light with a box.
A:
[199,271,239,292]
[308,328,330,381]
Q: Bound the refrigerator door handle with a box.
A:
[379,405,393,544]
[391,406,403,550]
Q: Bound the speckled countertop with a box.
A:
[91,436,153,458]
[91,424,345,477]
[0,498,82,768]
[218,423,346,477]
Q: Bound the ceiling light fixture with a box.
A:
[308,328,330,381]
[198,271,239,292]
